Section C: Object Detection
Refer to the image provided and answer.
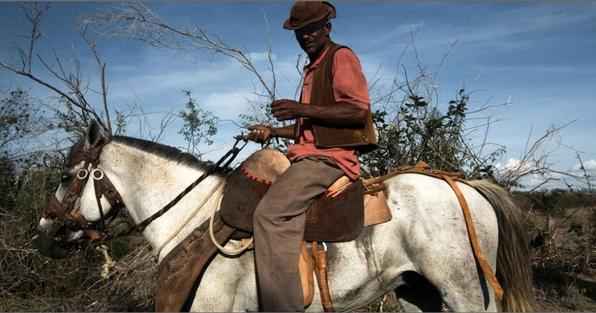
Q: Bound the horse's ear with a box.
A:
[84,120,110,148]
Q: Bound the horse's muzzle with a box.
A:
[32,230,70,259]
[34,217,87,259]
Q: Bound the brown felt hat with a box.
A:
[283,1,336,30]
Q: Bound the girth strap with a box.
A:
[312,242,335,312]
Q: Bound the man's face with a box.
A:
[294,20,331,56]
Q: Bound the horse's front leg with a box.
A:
[189,253,259,312]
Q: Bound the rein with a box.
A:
[49,135,248,240]
[126,136,248,236]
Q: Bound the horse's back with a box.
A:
[385,173,498,249]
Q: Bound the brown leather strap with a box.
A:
[362,161,465,194]
[442,176,504,301]
[312,242,335,312]
[96,174,124,208]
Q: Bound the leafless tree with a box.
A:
[493,122,585,191]
[0,3,112,137]
[361,35,510,179]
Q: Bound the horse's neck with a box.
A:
[102,142,226,262]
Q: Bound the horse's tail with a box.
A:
[467,179,534,312]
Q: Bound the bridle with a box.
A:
[45,139,125,240]
[44,135,248,241]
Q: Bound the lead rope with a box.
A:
[208,190,254,256]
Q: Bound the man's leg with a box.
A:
[253,158,344,312]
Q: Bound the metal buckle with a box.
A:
[91,168,104,180]
[76,168,89,180]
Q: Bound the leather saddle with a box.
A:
[220,149,391,241]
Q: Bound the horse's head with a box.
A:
[35,120,125,258]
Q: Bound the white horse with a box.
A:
[37,122,533,312]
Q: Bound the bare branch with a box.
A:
[17,3,48,73]
[151,111,176,143]
[81,25,112,133]
[84,2,277,101]
[0,60,103,129]
[494,122,576,189]
[1,3,113,136]
[293,54,306,101]
[576,152,593,192]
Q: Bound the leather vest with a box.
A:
[297,42,378,153]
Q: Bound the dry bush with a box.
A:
[516,191,596,311]
[0,162,159,311]
[90,238,157,311]
[0,168,105,311]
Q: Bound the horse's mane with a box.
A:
[112,136,224,174]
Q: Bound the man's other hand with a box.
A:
[271,99,303,121]
[247,125,272,143]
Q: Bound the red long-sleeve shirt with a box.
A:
[287,46,370,180]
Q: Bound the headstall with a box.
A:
[45,139,124,240]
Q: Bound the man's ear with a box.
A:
[84,120,110,148]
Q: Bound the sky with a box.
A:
[1,1,595,189]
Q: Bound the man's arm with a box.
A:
[300,101,367,127]
[271,99,367,127]
[270,124,296,139]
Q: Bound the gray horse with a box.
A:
[37,122,534,312]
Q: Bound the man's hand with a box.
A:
[247,124,272,143]
[271,99,303,121]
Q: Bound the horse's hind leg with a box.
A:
[394,270,496,312]
[441,283,497,312]
[394,271,443,312]
[423,260,498,312]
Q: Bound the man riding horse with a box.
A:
[34,1,535,311]
[246,1,377,311]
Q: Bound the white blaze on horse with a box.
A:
[37,121,534,312]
